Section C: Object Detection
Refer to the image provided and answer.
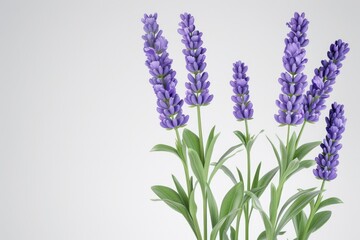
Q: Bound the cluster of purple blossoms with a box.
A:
[230,61,254,120]
[314,103,346,181]
[275,12,309,125]
[303,40,350,122]
[142,13,189,129]
[178,13,213,106]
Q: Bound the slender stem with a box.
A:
[244,205,250,240]
[175,128,191,196]
[295,121,306,148]
[196,106,205,160]
[286,124,291,147]
[234,209,243,240]
[271,178,285,226]
[302,180,326,240]
[245,119,251,240]
[196,105,207,240]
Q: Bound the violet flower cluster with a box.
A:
[314,103,346,181]
[303,40,350,122]
[230,61,254,120]
[178,13,213,106]
[275,12,309,125]
[142,14,189,129]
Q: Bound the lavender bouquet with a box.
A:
[142,12,349,240]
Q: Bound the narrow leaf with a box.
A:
[188,148,206,188]
[234,130,247,145]
[207,184,219,228]
[318,197,343,210]
[308,211,332,233]
[266,136,283,175]
[251,162,262,189]
[151,144,179,157]
[294,141,321,161]
[172,175,189,208]
[276,190,322,234]
[183,129,201,161]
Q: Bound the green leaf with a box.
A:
[237,167,244,183]
[188,149,206,189]
[292,210,307,238]
[288,160,316,179]
[246,129,264,152]
[213,164,237,184]
[278,188,316,221]
[283,158,300,180]
[294,141,321,161]
[251,162,262,189]
[205,132,220,177]
[278,137,288,170]
[266,136,283,175]
[234,130,247,145]
[287,132,297,163]
[318,197,343,210]
[172,175,189,208]
[257,231,267,240]
[308,211,332,234]
[210,208,242,240]
[183,128,201,162]
[276,190,322,235]
[255,167,279,198]
[152,185,198,235]
[230,226,236,240]
[188,190,202,238]
[206,126,216,154]
[269,183,277,223]
[257,230,285,240]
[209,143,242,183]
[151,144,179,157]
[207,184,219,228]
[219,182,244,236]
[246,191,274,239]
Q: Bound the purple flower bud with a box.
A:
[314,103,346,181]
[230,61,254,120]
[178,13,213,106]
[303,40,350,123]
[142,13,189,129]
[275,12,309,125]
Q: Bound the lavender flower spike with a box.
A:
[314,103,346,181]
[178,13,213,106]
[230,61,254,120]
[275,12,309,125]
[142,13,189,129]
[303,40,350,123]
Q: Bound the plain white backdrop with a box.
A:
[1,0,359,239]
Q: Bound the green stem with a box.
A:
[234,209,243,240]
[295,121,306,148]
[244,206,250,240]
[196,105,207,240]
[286,124,291,147]
[271,179,285,226]
[175,128,191,196]
[301,180,326,240]
[245,119,251,240]
[196,106,205,161]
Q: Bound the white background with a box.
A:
[1,0,359,239]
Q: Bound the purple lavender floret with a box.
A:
[230,61,254,120]
[303,40,349,123]
[178,13,213,106]
[142,13,189,129]
[314,102,346,181]
[275,12,309,125]
[285,12,309,47]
